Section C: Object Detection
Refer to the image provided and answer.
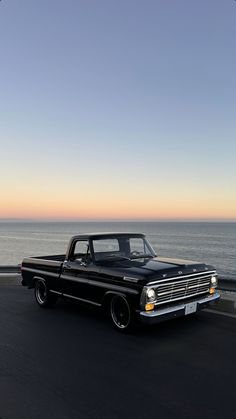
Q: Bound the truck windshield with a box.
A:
[92,235,155,263]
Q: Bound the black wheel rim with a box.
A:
[111,296,130,329]
[36,281,47,304]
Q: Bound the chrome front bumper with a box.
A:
[139,291,220,325]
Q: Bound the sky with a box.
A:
[0,0,235,221]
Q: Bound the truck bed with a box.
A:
[21,255,65,288]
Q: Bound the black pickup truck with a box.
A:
[21,232,220,331]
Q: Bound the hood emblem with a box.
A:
[193,268,197,272]
[178,271,183,275]
[162,274,167,278]
[123,276,138,283]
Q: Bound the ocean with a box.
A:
[0,221,235,280]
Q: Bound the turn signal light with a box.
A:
[209,287,215,294]
[145,303,155,311]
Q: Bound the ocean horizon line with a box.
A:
[0,218,236,223]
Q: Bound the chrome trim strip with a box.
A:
[195,292,220,305]
[155,277,210,289]
[141,304,185,318]
[123,276,139,283]
[188,282,209,289]
[62,293,101,306]
[21,267,60,278]
[140,291,220,318]
[60,275,138,295]
[89,280,139,295]
[158,288,186,296]
[158,282,209,296]
[60,274,89,284]
[49,290,62,296]
[154,289,209,306]
[147,270,216,286]
[88,280,138,294]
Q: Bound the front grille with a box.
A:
[153,273,212,306]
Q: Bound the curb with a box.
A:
[0,275,22,285]
[0,265,21,274]
[213,290,236,315]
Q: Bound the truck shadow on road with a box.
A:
[33,294,218,343]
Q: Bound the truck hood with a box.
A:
[99,257,215,285]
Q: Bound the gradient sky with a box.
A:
[0,0,235,220]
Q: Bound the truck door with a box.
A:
[61,239,95,303]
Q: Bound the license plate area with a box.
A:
[185,301,197,315]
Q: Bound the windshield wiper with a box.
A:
[130,254,154,260]
[97,255,131,262]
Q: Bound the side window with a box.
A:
[71,240,90,263]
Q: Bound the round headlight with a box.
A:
[211,276,217,287]
[146,288,156,302]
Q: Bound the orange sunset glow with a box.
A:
[1,179,235,220]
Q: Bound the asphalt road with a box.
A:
[0,284,235,419]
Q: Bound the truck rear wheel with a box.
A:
[34,279,57,308]
[110,295,134,332]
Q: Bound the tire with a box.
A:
[34,279,57,308]
[110,295,135,332]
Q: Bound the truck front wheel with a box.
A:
[110,295,135,332]
[34,279,57,308]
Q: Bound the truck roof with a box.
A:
[70,232,145,241]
